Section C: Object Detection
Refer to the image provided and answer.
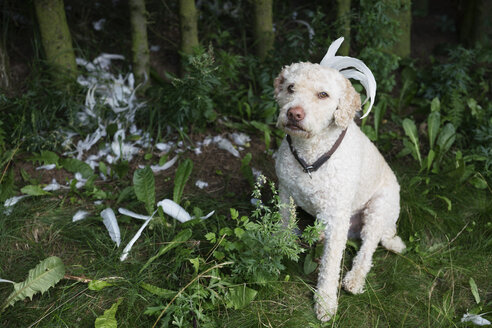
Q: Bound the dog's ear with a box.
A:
[274,71,285,99]
[334,78,361,128]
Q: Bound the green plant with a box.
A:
[399,97,456,174]
[173,159,193,205]
[0,256,65,313]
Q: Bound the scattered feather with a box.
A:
[230,132,251,146]
[36,164,56,171]
[217,138,240,157]
[73,210,90,222]
[101,208,121,247]
[157,199,192,223]
[92,18,106,31]
[147,155,178,173]
[120,211,156,261]
[118,208,151,220]
[43,179,63,191]
[0,278,15,284]
[157,199,214,223]
[195,180,209,189]
[461,313,491,326]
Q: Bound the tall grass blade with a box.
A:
[140,228,192,273]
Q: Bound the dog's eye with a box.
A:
[287,84,295,94]
[318,92,329,99]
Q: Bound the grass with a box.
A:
[0,159,490,328]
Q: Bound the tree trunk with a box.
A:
[179,0,199,55]
[413,0,428,16]
[34,0,77,80]
[253,0,274,60]
[129,0,150,87]
[0,38,10,91]
[459,0,490,47]
[336,0,351,56]
[389,0,411,58]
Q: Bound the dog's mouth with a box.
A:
[285,122,306,132]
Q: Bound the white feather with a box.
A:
[461,313,491,326]
[157,199,214,222]
[118,208,151,220]
[0,278,15,284]
[73,210,89,222]
[120,211,156,261]
[149,155,178,173]
[158,199,192,223]
[101,208,121,247]
[320,37,377,118]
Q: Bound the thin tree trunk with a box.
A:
[336,0,351,56]
[459,0,489,47]
[253,0,274,60]
[0,38,10,91]
[34,0,77,80]
[389,0,411,58]
[129,0,150,87]
[179,0,199,55]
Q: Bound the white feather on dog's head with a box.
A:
[320,37,377,118]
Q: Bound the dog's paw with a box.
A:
[342,271,365,294]
[314,293,337,322]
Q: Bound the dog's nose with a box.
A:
[287,106,305,122]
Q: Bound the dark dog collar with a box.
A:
[286,128,347,178]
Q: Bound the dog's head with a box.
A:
[274,62,361,138]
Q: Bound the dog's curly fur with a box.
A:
[274,62,405,322]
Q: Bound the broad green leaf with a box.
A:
[427,111,440,150]
[303,251,318,275]
[140,282,176,299]
[426,150,436,172]
[469,278,480,304]
[436,123,456,156]
[430,97,440,112]
[140,229,192,273]
[226,284,257,309]
[60,158,94,179]
[94,298,123,328]
[88,280,113,291]
[133,166,155,215]
[2,256,65,310]
[21,185,51,196]
[402,118,421,165]
[173,159,193,204]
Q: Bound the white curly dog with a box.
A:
[274,53,405,321]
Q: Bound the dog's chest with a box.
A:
[275,144,340,215]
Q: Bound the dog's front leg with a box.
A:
[314,208,351,322]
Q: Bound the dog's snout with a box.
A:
[287,106,305,122]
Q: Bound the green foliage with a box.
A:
[140,229,193,274]
[173,159,193,204]
[60,157,94,179]
[133,166,155,215]
[353,0,404,92]
[94,298,123,328]
[1,256,65,311]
